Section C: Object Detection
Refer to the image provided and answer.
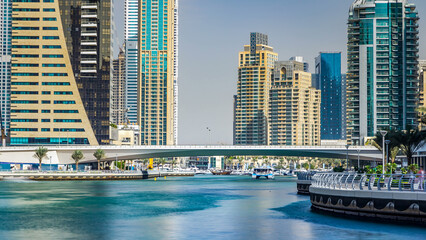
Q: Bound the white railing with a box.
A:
[311,172,426,192]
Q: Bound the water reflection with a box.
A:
[0,176,424,240]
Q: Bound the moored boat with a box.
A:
[252,167,274,179]
[210,169,232,175]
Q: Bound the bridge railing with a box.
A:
[311,172,426,192]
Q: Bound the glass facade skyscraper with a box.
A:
[59,0,113,144]
[125,0,139,124]
[347,0,419,145]
[138,0,178,145]
[0,0,11,145]
[315,52,346,140]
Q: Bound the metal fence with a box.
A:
[312,172,426,192]
[297,171,317,181]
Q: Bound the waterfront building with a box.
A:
[347,0,419,145]
[58,0,113,144]
[0,0,12,146]
[112,47,126,125]
[10,0,97,145]
[234,33,278,145]
[138,0,178,145]
[289,56,309,73]
[269,61,321,146]
[315,52,346,140]
[125,0,139,124]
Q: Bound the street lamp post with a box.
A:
[357,149,361,169]
[206,127,212,145]
[380,131,388,174]
[385,140,391,166]
[345,144,349,170]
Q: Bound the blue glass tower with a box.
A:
[315,52,346,140]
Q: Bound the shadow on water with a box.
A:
[272,199,426,239]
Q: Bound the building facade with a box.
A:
[125,0,139,124]
[112,47,126,125]
[289,56,309,73]
[315,52,346,140]
[0,0,12,145]
[138,0,178,145]
[269,61,321,146]
[58,0,113,144]
[10,0,97,145]
[419,60,426,109]
[234,33,278,145]
[347,0,419,145]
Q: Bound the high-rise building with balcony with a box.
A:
[125,0,139,124]
[58,0,113,144]
[9,0,97,145]
[112,47,126,125]
[315,52,346,140]
[419,60,426,109]
[138,0,178,145]
[0,0,12,146]
[269,61,321,146]
[234,33,278,145]
[347,0,419,145]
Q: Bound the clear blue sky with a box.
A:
[114,0,426,145]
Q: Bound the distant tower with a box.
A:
[0,0,11,146]
[112,47,126,125]
[234,33,278,145]
[315,52,346,140]
[347,0,419,145]
[269,61,321,146]
[138,0,178,145]
[289,56,309,72]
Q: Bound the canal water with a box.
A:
[0,175,425,240]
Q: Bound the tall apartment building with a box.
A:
[58,0,112,144]
[112,47,126,125]
[347,0,419,145]
[0,0,12,146]
[269,61,321,146]
[315,52,346,140]
[234,33,278,145]
[9,0,97,145]
[419,60,426,109]
[125,0,139,124]
[138,0,178,145]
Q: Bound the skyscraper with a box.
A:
[419,60,426,109]
[59,0,113,144]
[0,0,11,146]
[234,33,278,145]
[125,0,139,124]
[112,47,126,125]
[10,0,97,145]
[138,0,178,145]
[269,61,321,146]
[347,0,419,145]
[315,52,346,140]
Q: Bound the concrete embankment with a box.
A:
[0,171,195,181]
[310,187,426,226]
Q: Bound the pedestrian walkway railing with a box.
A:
[297,171,317,181]
[311,172,426,192]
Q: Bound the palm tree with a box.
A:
[142,159,149,170]
[263,158,270,167]
[33,146,48,171]
[225,156,234,170]
[93,149,106,170]
[159,158,167,170]
[390,129,426,165]
[71,150,84,172]
[237,157,244,170]
[278,158,285,169]
[252,157,259,168]
[170,158,177,170]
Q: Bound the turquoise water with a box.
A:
[0,175,425,239]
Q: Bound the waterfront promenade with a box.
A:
[310,172,426,225]
[0,170,194,181]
